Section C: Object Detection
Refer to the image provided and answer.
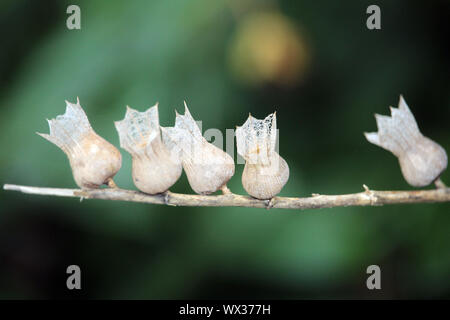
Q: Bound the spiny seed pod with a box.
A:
[365,95,448,187]
[236,113,289,199]
[37,98,122,189]
[114,104,182,194]
[161,102,235,195]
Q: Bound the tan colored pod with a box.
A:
[236,113,289,199]
[115,104,182,194]
[161,102,235,195]
[365,95,447,187]
[37,98,122,189]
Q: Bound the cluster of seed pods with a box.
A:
[38,96,447,200]
[38,98,289,199]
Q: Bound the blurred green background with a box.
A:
[1,0,449,299]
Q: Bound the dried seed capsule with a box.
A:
[236,113,289,199]
[37,98,122,189]
[161,102,235,195]
[365,95,448,187]
[114,104,182,194]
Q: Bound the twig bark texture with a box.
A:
[3,184,450,210]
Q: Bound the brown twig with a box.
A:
[3,184,450,210]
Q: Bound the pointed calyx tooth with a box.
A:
[236,112,277,165]
[364,95,447,187]
[37,98,122,189]
[37,97,92,152]
[236,112,289,200]
[114,104,182,194]
[114,104,160,155]
[161,102,235,195]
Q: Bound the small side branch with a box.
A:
[3,184,450,210]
